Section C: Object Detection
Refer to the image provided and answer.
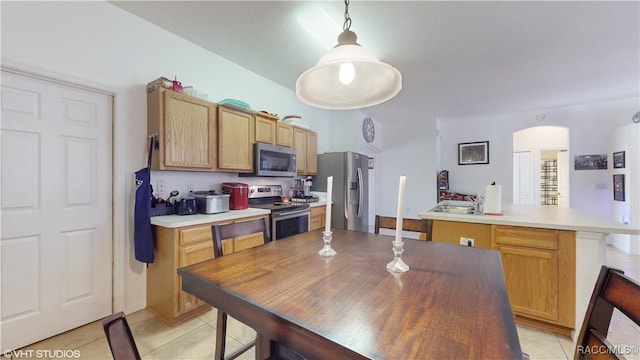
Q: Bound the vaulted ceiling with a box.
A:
[112,1,640,123]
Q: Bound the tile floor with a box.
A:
[8,246,640,360]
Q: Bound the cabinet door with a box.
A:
[221,216,270,254]
[255,115,275,144]
[276,122,293,147]
[306,131,317,175]
[218,107,253,171]
[310,206,325,231]
[293,127,307,174]
[233,233,267,252]
[177,242,214,314]
[148,89,217,170]
[495,245,559,321]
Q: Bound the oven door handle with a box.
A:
[273,210,310,218]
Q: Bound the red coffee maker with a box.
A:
[222,182,249,210]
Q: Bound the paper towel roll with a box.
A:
[484,184,502,215]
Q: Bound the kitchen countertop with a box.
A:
[309,200,327,208]
[151,208,271,228]
[419,202,639,235]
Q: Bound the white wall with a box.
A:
[609,123,640,254]
[378,118,439,220]
[436,97,639,219]
[1,1,330,313]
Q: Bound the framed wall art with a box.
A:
[458,141,489,165]
[574,154,607,170]
[613,174,625,201]
[613,151,625,169]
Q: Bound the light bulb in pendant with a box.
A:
[338,62,355,85]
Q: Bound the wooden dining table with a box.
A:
[178,228,522,359]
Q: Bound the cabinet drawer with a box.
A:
[179,226,213,246]
[494,226,558,250]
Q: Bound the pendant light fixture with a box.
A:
[296,0,402,110]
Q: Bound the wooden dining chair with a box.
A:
[211,218,271,360]
[574,265,640,360]
[374,215,433,241]
[101,312,141,360]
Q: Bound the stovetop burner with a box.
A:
[247,184,310,213]
[291,195,319,203]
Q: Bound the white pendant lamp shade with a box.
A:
[296,31,402,110]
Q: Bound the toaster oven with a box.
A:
[193,191,230,214]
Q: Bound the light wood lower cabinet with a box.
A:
[310,206,326,231]
[492,225,575,336]
[431,220,576,336]
[431,220,492,248]
[147,215,268,326]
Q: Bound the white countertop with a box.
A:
[309,200,327,208]
[419,203,639,235]
[150,208,271,228]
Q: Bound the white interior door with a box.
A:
[1,70,113,350]
[557,150,570,208]
[513,151,534,204]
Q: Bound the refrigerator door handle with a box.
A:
[357,167,363,218]
[344,182,349,220]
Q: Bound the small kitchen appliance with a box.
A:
[241,143,297,177]
[193,190,230,214]
[222,182,249,210]
[174,196,197,215]
[248,185,310,241]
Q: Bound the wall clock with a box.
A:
[362,117,375,143]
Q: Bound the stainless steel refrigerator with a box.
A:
[312,152,368,232]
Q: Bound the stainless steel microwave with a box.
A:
[244,143,297,177]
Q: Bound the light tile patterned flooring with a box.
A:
[8,246,639,360]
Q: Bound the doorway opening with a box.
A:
[513,126,570,207]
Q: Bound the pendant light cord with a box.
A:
[343,0,351,31]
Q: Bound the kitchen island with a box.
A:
[419,203,639,338]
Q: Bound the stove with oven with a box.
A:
[248,185,310,241]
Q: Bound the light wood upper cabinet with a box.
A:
[293,127,308,174]
[306,131,317,175]
[147,88,217,171]
[255,115,276,145]
[276,122,294,148]
[293,127,318,175]
[218,106,253,172]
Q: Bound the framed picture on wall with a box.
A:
[613,174,625,201]
[574,154,607,170]
[613,151,625,169]
[458,141,489,165]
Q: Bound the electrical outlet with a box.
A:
[187,184,194,193]
[459,237,475,247]
[156,179,165,195]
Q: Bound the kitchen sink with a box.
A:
[429,201,480,215]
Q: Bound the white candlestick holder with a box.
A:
[318,231,337,257]
[386,241,409,272]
